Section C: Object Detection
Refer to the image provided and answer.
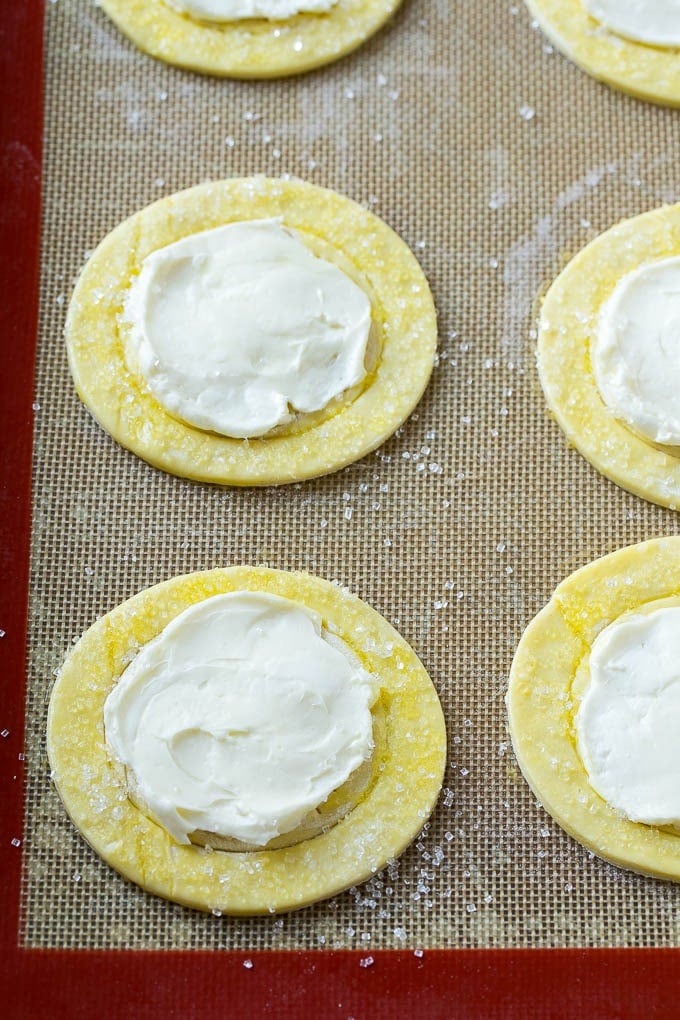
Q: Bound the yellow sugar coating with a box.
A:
[537,203,680,510]
[100,0,403,77]
[47,566,447,914]
[66,177,437,486]
[507,536,680,881]
[526,0,680,107]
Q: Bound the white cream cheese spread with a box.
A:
[583,0,680,48]
[591,256,680,446]
[576,606,680,827]
[103,591,377,847]
[124,219,372,439]
[165,0,336,25]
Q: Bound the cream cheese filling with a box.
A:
[165,0,337,22]
[583,0,680,48]
[591,255,680,446]
[124,219,372,439]
[103,591,378,847]
[576,606,680,828]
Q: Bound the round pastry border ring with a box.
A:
[99,0,405,78]
[526,0,680,108]
[507,536,680,882]
[47,566,448,914]
[66,177,438,486]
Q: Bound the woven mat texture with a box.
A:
[22,0,680,949]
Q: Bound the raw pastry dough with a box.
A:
[99,0,404,77]
[537,203,680,510]
[525,0,680,107]
[506,536,680,881]
[66,177,437,486]
[47,566,447,914]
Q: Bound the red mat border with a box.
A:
[2,2,679,1017]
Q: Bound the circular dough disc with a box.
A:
[99,0,403,77]
[525,0,680,107]
[507,536,680,881]
[47,567,447,915]
[537,203,680,510]
[66,177,438,486]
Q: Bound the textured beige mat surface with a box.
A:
[23,0,680,948]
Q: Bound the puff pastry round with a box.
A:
[525,0,680,107]
[507,536,680,881]
[66,177,437,486]
[47,567,447,914]
[537,204,680,510]
[99,0,404,77]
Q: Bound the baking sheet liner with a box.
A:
[22,0,680,948]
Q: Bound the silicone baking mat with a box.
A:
[3,0,680,1013]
